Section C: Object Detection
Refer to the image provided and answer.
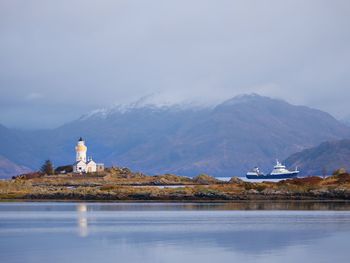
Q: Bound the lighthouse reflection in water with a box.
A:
[77,204,88,237]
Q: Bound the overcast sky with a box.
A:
[0,0,350,129]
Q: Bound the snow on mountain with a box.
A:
[79,94,211,121]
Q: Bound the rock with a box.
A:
[192,174,220,184]
[247,189,259,194]
[152,174,192,185]
[228,177,244,184]
[333,168,348,176]
[262,189,276,195]
[309,189,329,196]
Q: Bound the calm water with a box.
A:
[1,202,350,263]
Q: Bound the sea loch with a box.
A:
[1,202,350,263]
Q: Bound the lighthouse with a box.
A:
[75,137,87,162]
[73,137,104,173]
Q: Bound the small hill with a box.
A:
[284,139,350,176]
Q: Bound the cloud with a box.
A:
[0,0,350,128]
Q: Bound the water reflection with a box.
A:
[77,203,88,213]
[84,201,350,211]
[1,201,350,211]
[1,202,350,263]
[76,203,88,237]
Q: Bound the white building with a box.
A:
[73,137,104,173]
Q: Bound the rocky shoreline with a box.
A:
[1,167,350,201]
[18,187,350,201]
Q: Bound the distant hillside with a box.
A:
[341,116,350,127]
[1,94,350,178]
[0,155,31,179]
[284,139,350,176]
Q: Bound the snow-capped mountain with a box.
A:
[1,94,350,177]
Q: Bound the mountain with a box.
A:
[0,94,350,178]
[0,155,31,179]
[341,116,350,127]
[284,139,350,176]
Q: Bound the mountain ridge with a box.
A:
[0,94,349,178]
[284,139,350,175]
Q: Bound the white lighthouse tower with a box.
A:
[75,137,87,162]
[73,137,104,173]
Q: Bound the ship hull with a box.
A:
[246,172,299,180]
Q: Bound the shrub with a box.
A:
[40,160,55,175]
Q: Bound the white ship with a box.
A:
[246,160,299,179]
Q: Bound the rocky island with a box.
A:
[1,167,350,201]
